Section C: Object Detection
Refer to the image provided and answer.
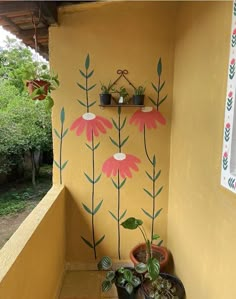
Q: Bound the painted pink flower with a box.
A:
[228,91,233,98]
[231,58,235,65]
[233,28,236,35]
[102,153,141,178]
[223,152,228,158]
[129,107,166,132]
[226,123,231,129]
[70,112,112,141]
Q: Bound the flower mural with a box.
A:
[129,58,167,242]
[70,54,112,259]
[102,106,140,259]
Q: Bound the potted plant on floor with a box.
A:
[97,256,141,299]
[100,81,115,105]
[133,85,145,105]
[121,217,185,298]
[121,217,169,272]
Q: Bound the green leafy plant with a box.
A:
[97,256,141,295]
[100,81,115,94]
[134,85,146,96]
[115,86,129,104]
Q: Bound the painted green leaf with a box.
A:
[154,208,162,219]
[157,58,162,76]
[81,236,93,249]
[93,199,103,215]
[145,171,153,181]
[84,172,93,183]
[85,54,90,70]
[95,234,105,247]
[141,208,153,219]
[87,69,94,78]
[60,107,65,124]
[121,217,143,229]
[111,178,118,189]
[87,83,97,91]
[151,82,158,92]
[82,203,92,215]
[120,136,129,148]
[143,188,153,198]
[85,143,93,151]
[119,178,126,189]
[79,69,86,78]
[77,83,86,91]
[120,118,127,130]
[111,118,119,130]
[109,211,118,221]
[154,186,163,198]
[154,170,161,181]
[94,173,102,184]
[109,137,119,148]
[61,160,68,170]
[54,160,60,169]
[158,81,165,92]
[147,257,160,280]
[119,209,127,221]
[97,256,112,270]
[102,280,112,292]
[94,142,100,150]
[158,94,168,106]
[62,128,68,138]
[152,155,156,166]
[106,270,115,281]
[88,100,96,108]
[135,262,147,273]
[54,129,61,139]
[77,99,87,107]
[148,96,156,106]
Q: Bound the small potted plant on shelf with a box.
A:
[121,217,169,272]
[100,81,115,105]
[133,85,145,105]
[25,63,59,109]
[97,256,141,299]
[121,217,185,299]
[116,86,130,104]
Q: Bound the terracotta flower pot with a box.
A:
[130,243,169,272]
[26,80,50,100]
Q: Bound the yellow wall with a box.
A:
[168,1,235,298]
[50,1,177,264]
[0,186,66,299]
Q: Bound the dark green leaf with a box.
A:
[109,136,119,148]
[121,217,143,230]
[158,239,163,246]
[119,209,127,221]
[145,171,153,181]
[88,100,96,108]
[54,160,60,169]
[158,94,168,107]
[97,256,112,270]
[94,142,100,150]
[124,269,133,282]
[85,54,90,70]
[94,173,102,184]
[93,199,103,215]
[95,234,105,247]
[87,83,97,91]
[111,118,119,130]
[81,236,93,248]
[119,178,126,189]
[79,69,86,78]
[85,143,93,151]
[87,69,94,78]
[77,83,86,91]
[102,280,112,292]
[111,178,118,189]
[82,203,92,214]
[77,100,87,107]
[62,128,68,138]
[148,96,156,106]
[61,160,68,170]
[120,136,129,148]
[109,211,118,221]
[154,170,161,181]
[154,208,162,219]
[143,188,153,198]
[154,186,163,198]
[147,257,160,280]
[106,270,115,281]
[152,155,156,166]
[132,276,141,287]
[54,129,61,139]
[141,208,153,219]
[157,58,162,76]
[60,107,65,124]
[125,283,133,295]
[135,262,147,273]
[158,81,165,92]
[120,118,127,130]
[84,172,93,183]
[151,82,158,92]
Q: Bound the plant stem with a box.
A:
[144,125,152,164]
[91,130,96,259]
[157,73,161,110]
[151,164,156,243]
[118,107,121,153]
[86,69,89,113]
[117,170,121,259]
[59,120,64,185]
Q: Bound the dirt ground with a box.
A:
[0,202,38,249]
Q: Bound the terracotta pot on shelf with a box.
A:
[26,79,50,100]
[130,243,170,272]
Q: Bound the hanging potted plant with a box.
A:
[100,81,115,105]
[97,256,141,299]
[133,85,145,105]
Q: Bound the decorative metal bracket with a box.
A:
[110,69,136,90]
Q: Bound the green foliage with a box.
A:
[134,85,146,95]
[100,81,115,94]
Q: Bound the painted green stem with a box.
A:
[117,170,121,259]
[91,130,96,259]
[156,73,161,110]
[59,120,64,184]
[86,69,89,113]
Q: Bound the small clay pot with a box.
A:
[26,80,50,100]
